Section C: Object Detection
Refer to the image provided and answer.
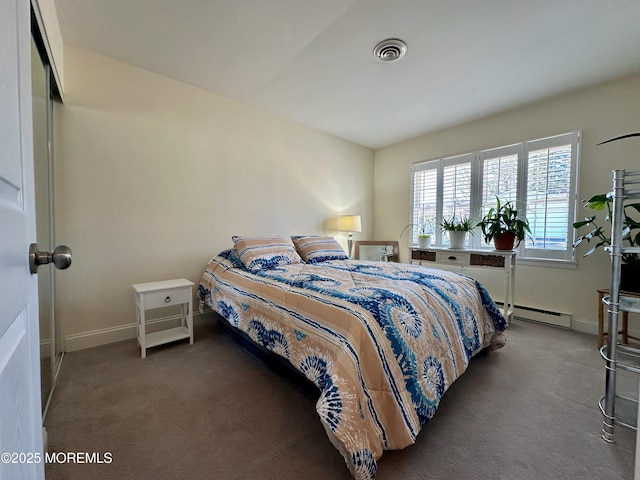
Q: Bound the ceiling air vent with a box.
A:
[373,39,407,62]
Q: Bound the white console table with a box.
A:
[410,247,516,322]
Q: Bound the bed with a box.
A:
[198,236,508,480]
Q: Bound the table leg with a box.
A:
[598,291,605,349]
[139,303,146,358]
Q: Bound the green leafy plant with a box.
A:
[401,217,435,238]
[572,193,640,268]
[478,197,531,247]
[573,132,640,270]
[438,214,476,233]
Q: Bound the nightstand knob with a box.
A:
[165,296,171,303]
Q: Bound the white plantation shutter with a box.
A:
[441,155,473,246]
[411,155,474,247]
[410,163,438,244]
[481,148,519,208]
[522,132,579,261]
[409,131,580,263]
[479,146,520,248]
[442,163,471,218]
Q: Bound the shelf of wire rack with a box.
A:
[600,343,640,431]
[603,294,640,315]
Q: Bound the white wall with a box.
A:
[374,72,640,332]
[55,46,374,350]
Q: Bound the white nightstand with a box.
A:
[133,278,194,358]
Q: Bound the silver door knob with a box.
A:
[29,243,72,274]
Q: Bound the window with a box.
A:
[411,154,474,247]
[523,137,576,259]
[479,146,519,248]
[411,167,437,239]
[409,131,580,263]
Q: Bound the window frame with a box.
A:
[408,131,581,265]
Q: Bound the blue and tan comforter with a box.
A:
[198,249,507,479]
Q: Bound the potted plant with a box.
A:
[573,132,640,293]
[417,232,432,249]
[438,214,476,249]
[478,197,531,250]
[573,193,640,293]
[401,217,434,248]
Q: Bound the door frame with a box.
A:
[0,0,45,478]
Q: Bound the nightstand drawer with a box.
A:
[435,252,470,266]
[143,287,190,309]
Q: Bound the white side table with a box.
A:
[133,278,194,358]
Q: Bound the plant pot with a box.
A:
[448,231,467,249]
[417,236,431,249]
[494,232,516,251]
[621,263,640,294]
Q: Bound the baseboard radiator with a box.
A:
[496,302,571,329]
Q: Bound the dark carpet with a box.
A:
[44,316,635,480]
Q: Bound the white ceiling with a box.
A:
[53,0,640,149]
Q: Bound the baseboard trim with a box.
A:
[65,310,603,352]
[64,312,212,352]
[569,316,598,336]
[40,339,51,357]
[571,315,640,343]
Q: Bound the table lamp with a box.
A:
[338,215,362,258]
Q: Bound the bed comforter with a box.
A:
[198,249,507,479]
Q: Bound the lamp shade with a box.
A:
[338,215,362,233]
